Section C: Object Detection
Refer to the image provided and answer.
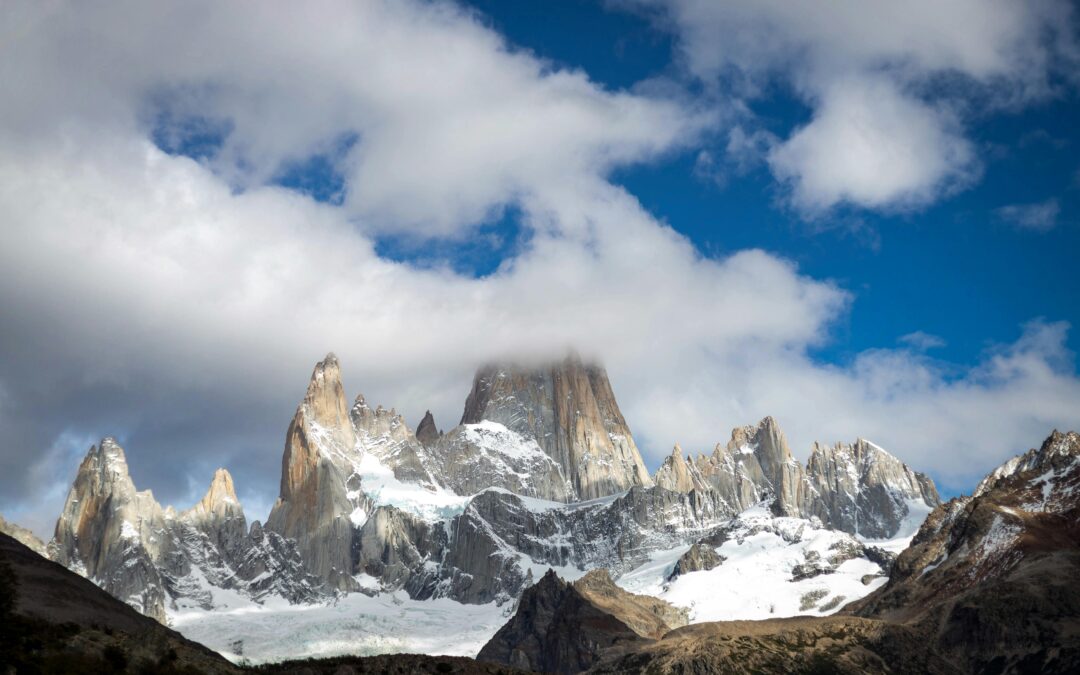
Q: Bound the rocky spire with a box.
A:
[653,444,707,493]
[182,468,247,556]
[460,353,652,500]
[724,417,810,517]
[266,354,361,589]
[49,438,169,622]
[416,410,440,448]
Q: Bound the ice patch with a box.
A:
[169,593,509,664]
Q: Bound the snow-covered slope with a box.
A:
[617,506,894,622]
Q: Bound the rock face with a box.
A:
[49,438,323,622]
[658,417,941,538]
[352,394,433,487]
[667,543,724,580]
[476,569,650,674]
[428,485,735,605]
[845,429,1080,673]
[460,355,652,501]
[652,445,708,494]
[0,514,46,557]
[806,438,940,538]
[426,422,573,501]
[415,410,440,448]
[266,354,367,589]
[572,569,688,639]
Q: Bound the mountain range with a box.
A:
[2,352,1074,672]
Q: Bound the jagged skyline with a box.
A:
[2,0,1079,540]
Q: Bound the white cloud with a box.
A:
[767,77,977,213]
[996,198,1061,232]
[626,0,1078,214]
[1,0,1079,537]
[1,0,709,239]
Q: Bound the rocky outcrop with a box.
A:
[416,410,440,448]
[355,505,447,595]
[652,445,708,493]
[48,437,171,621]
[0,514,46,557]
[664,417,940,539]
[844,429,1080,673]
[667,543,724,580]
[460,354,652,501]
[49,438,324,622]
[573,569,688,639]
[426,422,573,501]
[351,395,433,487]
[806,438,940,538]
[476,569,648,674]
[684,417,811,518]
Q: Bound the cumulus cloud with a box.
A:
[1,0,1079,538]
[626,0,1078,214]
[767,77,977,213]
[996,198,1062,232]
[2,0,709,239]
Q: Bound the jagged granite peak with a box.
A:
[351,394,434,486]
[974,429,1080,497]
[266,355,362,587]
[806,438,941,538]
[653,444,708,493]
[416,410,440,448]
[186,468,240,521]
[663,417,939,538]
[49,437,170,620]
[727,416,809,517]
[50,439,324,623]
[460,353,652,501]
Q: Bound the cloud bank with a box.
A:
[1,0,1078,537]
[630,0,1079,214]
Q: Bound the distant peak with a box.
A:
[416,410,440,447]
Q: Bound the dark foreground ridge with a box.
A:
[0,530,524,674]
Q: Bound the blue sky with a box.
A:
[2,0,1079,531]
[463,0,1080,368]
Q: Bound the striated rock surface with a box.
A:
[266,354,369,589]
[806,438,940,538]
[427,422,572,501]
[354,505,447,595]
[460,354,652,501]
[664,417,940,539]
